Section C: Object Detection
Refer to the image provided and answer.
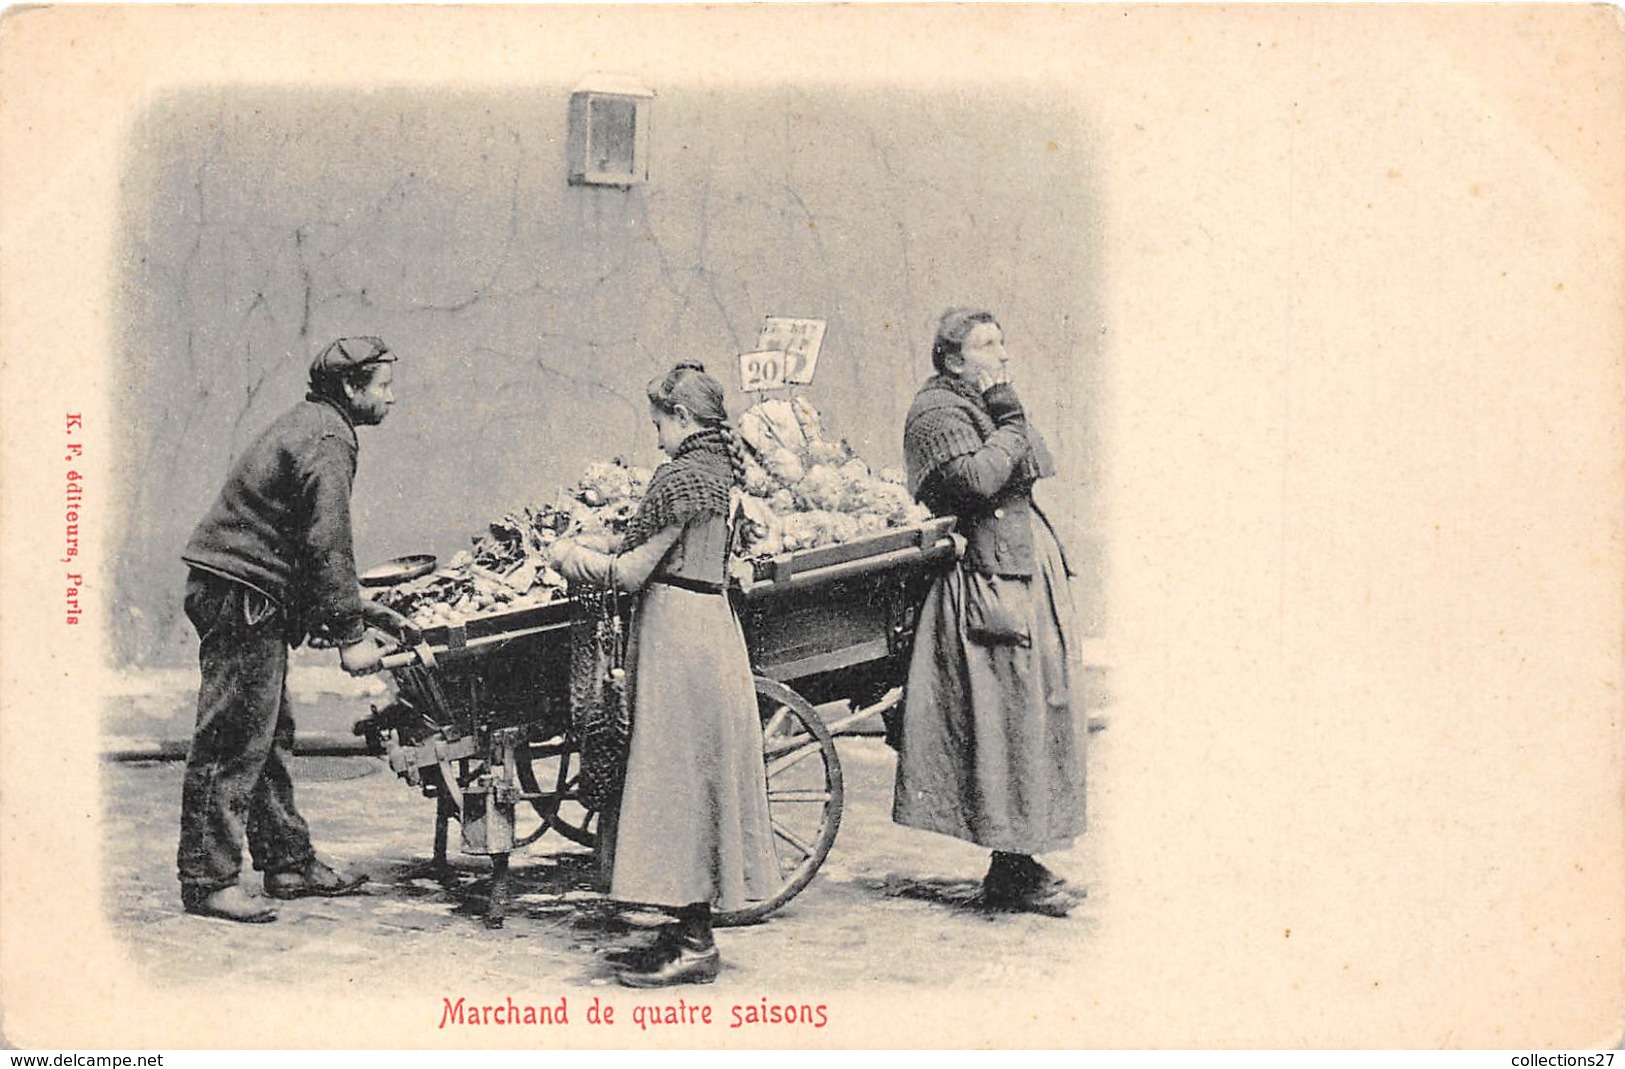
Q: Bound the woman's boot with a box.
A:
[982,852,1076,917]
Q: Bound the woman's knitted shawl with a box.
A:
[903,373,1054,499]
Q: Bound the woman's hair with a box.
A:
[647,360,746,484]
[929,307,1000,374]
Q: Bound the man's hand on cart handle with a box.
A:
[376,648,422,672]
[339,631,397,676]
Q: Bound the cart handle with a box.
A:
[377,650,421,672]
[372,620,567,671]
[740,534,961,596]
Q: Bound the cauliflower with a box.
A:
[780,509,855,551]
[760,447,805,486]
[825,512,860,546]
[760,399,809,453]
[577,460,637,505]
[855,512,889,536]
[767,488,798,515]
[778,512,828,552]
[795,463,848,511]
[738,400,807,457]
[790,394,829,445]
[845,477,912,517]
[806,439,849,467]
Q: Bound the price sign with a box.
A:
[738,350,789,392]
[756,317,826,385]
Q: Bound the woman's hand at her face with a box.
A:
[957,320,1011,393]
[975,362,1012,393]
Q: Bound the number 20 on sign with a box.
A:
[740,317,827,392]
[739,350,790,392]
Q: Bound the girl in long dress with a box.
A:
[553,361,777,986]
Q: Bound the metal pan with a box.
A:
[358,554,438,587]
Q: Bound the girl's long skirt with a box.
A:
[892,517,1085,854]
[603,583,779,911]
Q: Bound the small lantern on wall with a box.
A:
[567,74,654,187]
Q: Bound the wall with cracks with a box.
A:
[112,84,1104,666]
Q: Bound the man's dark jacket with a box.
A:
[183,394,368,646]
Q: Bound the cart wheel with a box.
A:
[715,677,844,927]
[508,789,553,851]
[516,736,599,849]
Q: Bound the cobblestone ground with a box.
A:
[102,728,1107,993]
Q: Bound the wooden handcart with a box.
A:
[352,517,958,927]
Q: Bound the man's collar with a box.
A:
[306,391,357,432]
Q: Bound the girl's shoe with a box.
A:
[616,940,722,987]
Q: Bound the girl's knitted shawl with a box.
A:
[619,428,734,552]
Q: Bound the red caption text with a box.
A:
[438,994,829,1031]
[64,412,85,625]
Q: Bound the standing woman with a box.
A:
[553,360,778,986]
[893,307,1085,916]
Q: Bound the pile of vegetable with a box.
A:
[374,396,929,630]
[376,462,652,630]
[733,396,929,556]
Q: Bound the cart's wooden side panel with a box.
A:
[390,625,575,734]
[740,525,956,700]
[742,577,895,681]
[383,518,958,726]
